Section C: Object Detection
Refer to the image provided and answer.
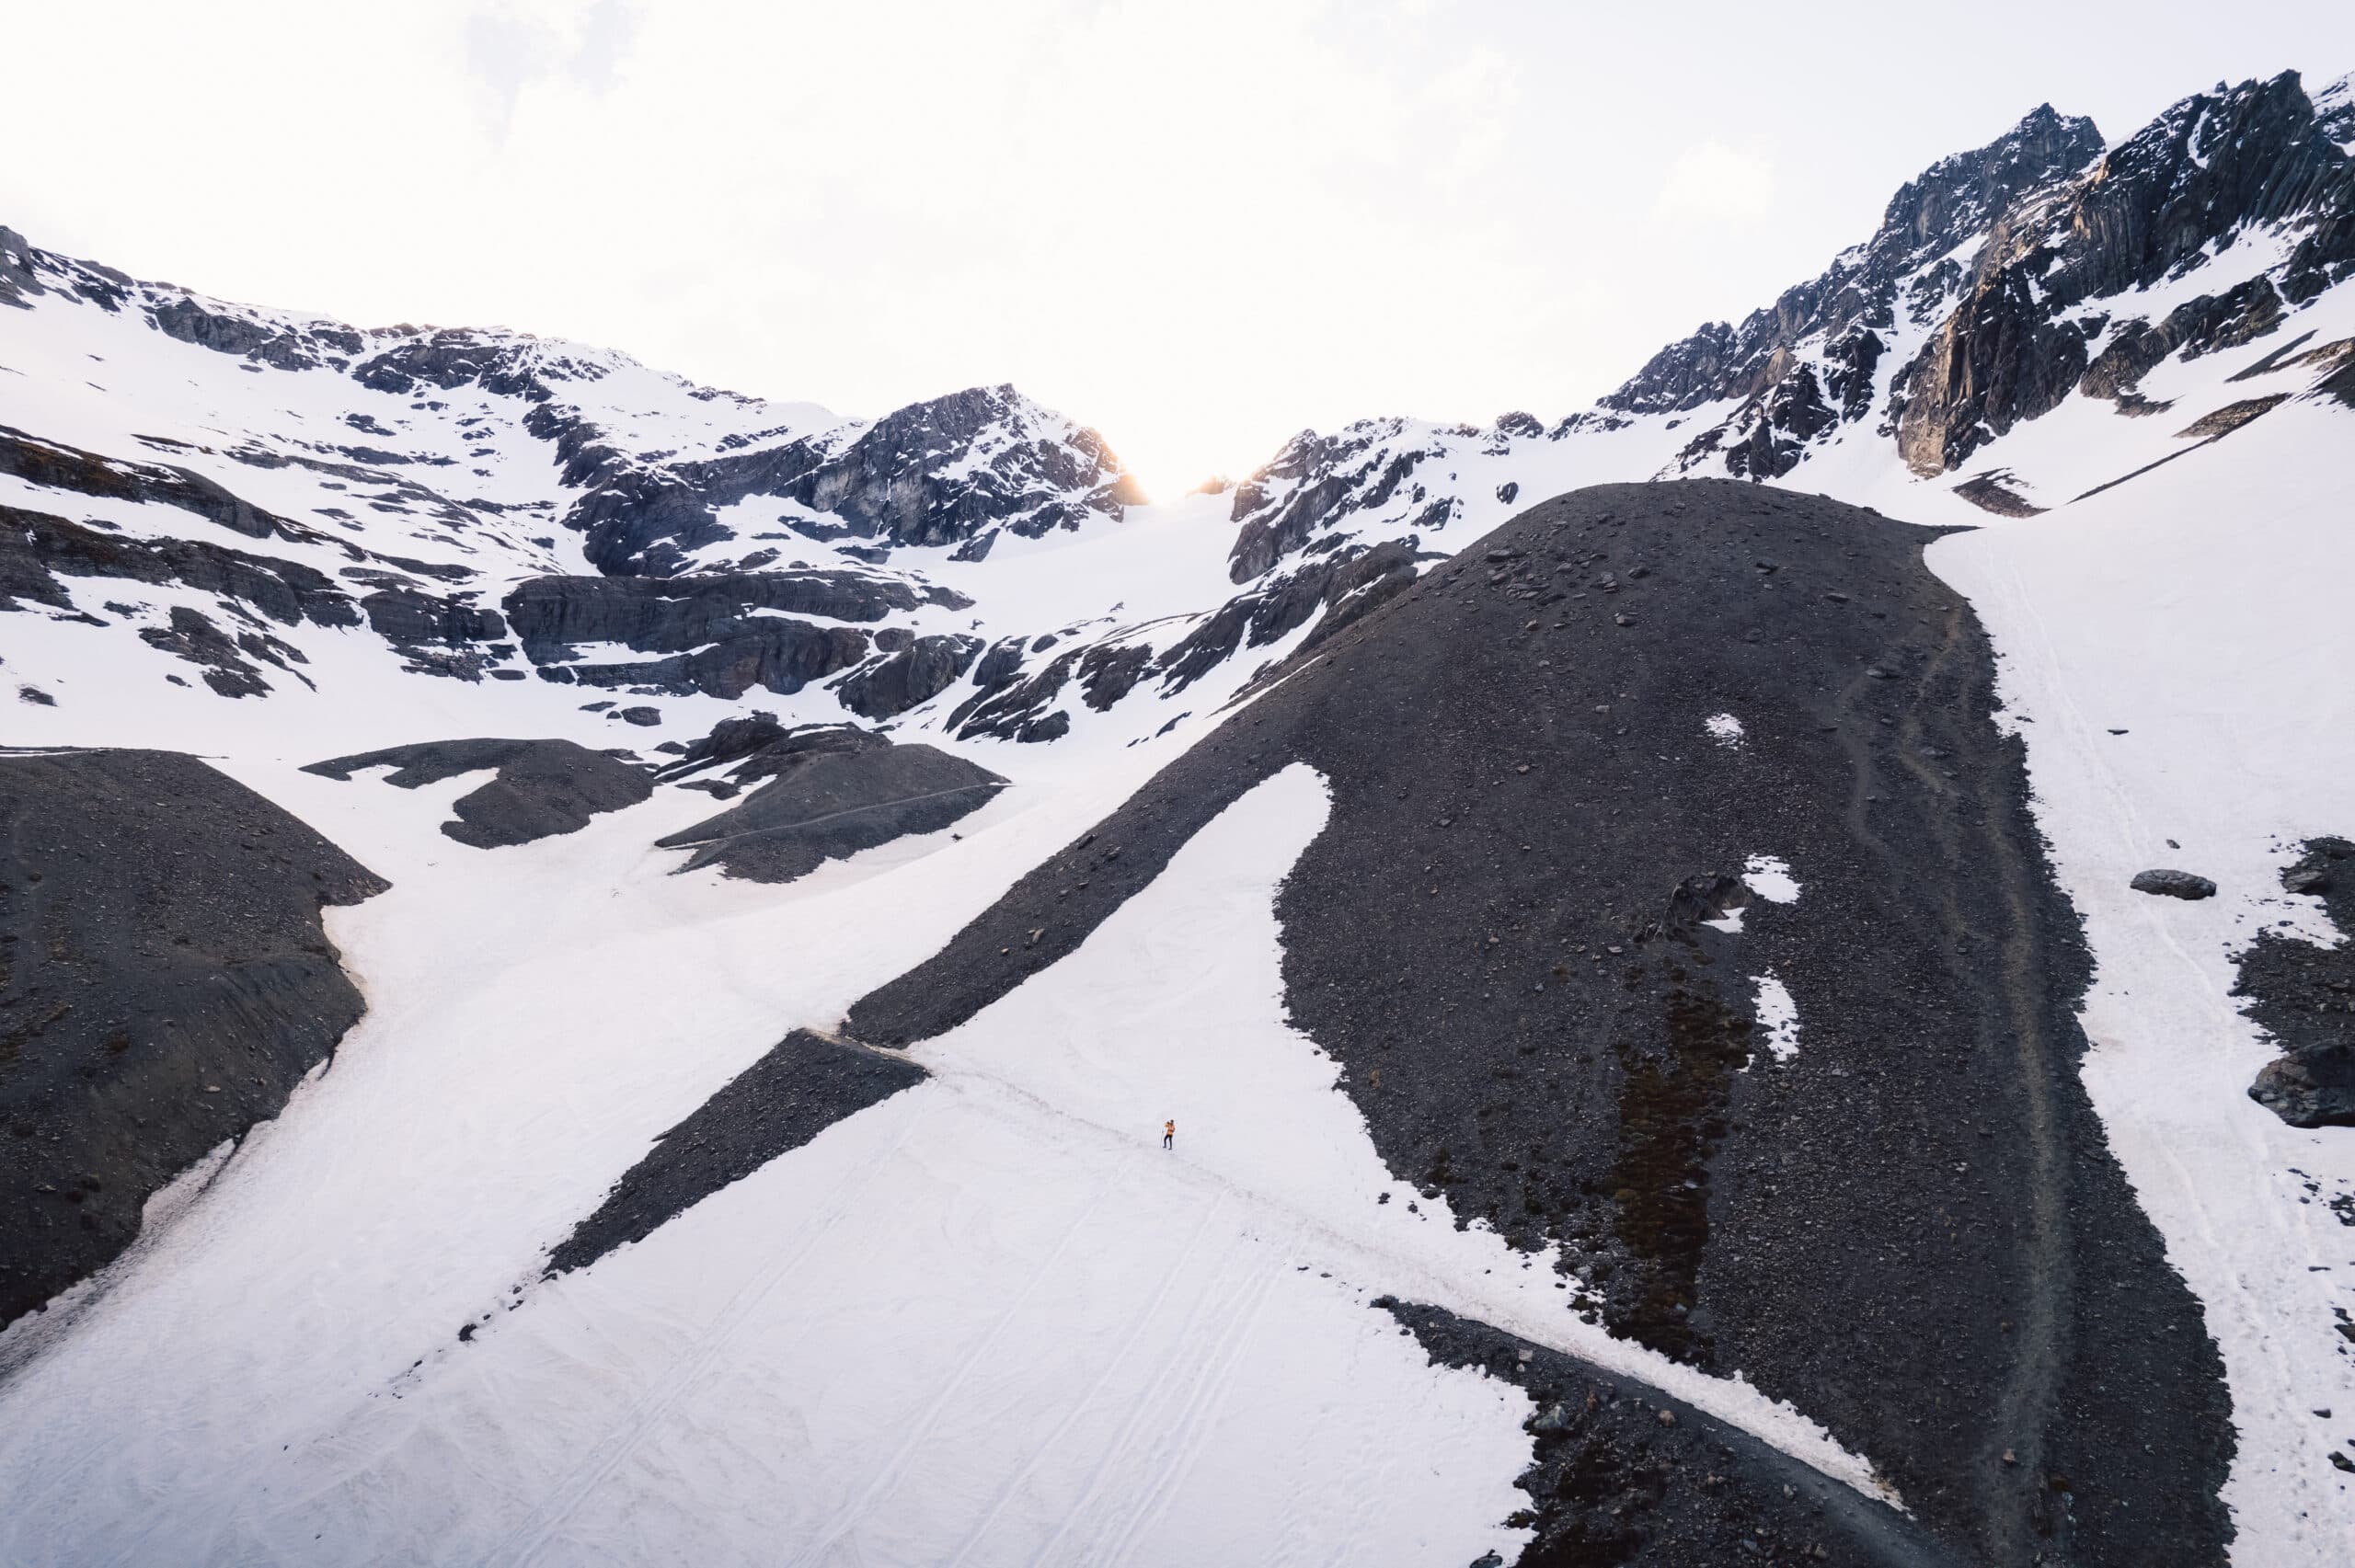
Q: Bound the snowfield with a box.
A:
[0,759,1895,1564]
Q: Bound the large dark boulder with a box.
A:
[304,738,654,848]
[0,750,386,1331]
[2130,868,2217,900]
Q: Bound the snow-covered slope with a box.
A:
[5,63,2355,1568]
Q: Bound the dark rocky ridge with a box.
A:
[1894,74,2355,475]
[546,1029,925,1276]
[1387,1301,1966,1568]
[555,383,1143,577]
[1215,73,2352,591]
[0,750,387,1330]
[0,423,316,546]
[0,498,515,689]
[502,571,971,702]
[654,727,1004,883]
[2240,837,2355,1127]
[847,481,2231,1566]
[945,536,1427,744]
[1610,106,2104,420]
[303,739,654,848]
[0,501,356,628]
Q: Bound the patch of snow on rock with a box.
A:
[1753,972,1801,1064]
[1742,854,1801,904]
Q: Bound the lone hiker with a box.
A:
[1163,1119,1175,1151]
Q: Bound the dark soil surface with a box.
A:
[1388,1300,1967,1568]
[845,480,2234,1566]
[546,1028,924,1274]
[2239,837,2355,1127]
[304,738,653,848]
[0,749,387,1330]
[655,727,1004,883]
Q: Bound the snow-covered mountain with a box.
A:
[4,64,2354,1568]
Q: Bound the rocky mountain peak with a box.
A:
[1603,103,2106,423]
[1875,103,2105,273]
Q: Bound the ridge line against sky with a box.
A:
[6,0,2352,498]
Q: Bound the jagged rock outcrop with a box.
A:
[1615,103,2105,426]
[502,571,972,701]
[503,571,933,651]
[833,634,984,719]
[0,749,387,1330]
[1226,421,1456,583]
[559,384,1143,577]
[1895,72,2355,474]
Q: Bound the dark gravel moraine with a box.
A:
[1387,1299,1968,1568]
[846,480,2234,1567]
[304,738,654,848]
[0,749,386,1332]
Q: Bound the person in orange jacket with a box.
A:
[1162,1119,1175,1150]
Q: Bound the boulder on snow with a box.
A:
[2131,868,2217,900]
[2248,1055,2355,1129]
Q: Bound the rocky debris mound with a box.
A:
[0,749,387,1331]
[304,738,653,848]
[2240,838,2355,1127]
[1386,1301,1967,1568]
[546,1029,924,1276]
[653,725,1005,883]
[845,480,2231,1565]
[2131,868,2218,899]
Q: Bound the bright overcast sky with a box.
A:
[6,2,2352,498]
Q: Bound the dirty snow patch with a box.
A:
[1742,854,1801,904]
[1705,713,1745,748]
[1752,972,1801,1063]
